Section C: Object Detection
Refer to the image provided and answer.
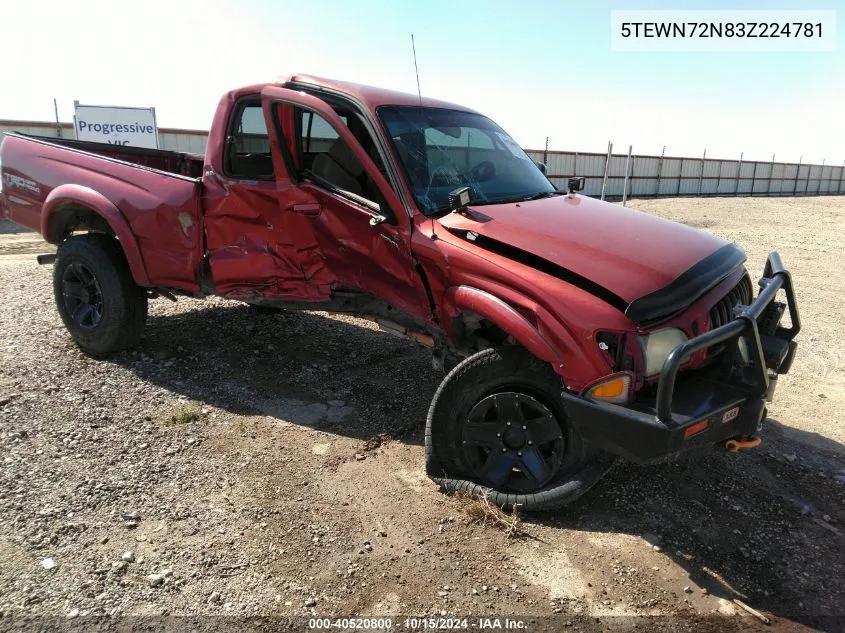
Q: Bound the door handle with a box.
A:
[290,203,321,216]
[380,233,401,249]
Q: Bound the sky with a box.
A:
[1,0,843,163]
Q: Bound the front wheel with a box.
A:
[425,347,616,511]
[53,234,148,357]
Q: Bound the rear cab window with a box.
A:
[225,101,273,179]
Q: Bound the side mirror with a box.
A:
[535,162,547,175]
[568,176,586,193]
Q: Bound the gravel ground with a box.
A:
[0,198,843,632]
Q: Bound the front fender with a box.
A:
[42,184,151,287]
[444,285,562,365]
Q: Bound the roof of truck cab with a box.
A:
[282,73,480,114]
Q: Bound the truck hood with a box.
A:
[437,194,738,319]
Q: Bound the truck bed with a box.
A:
[16,134,204,178]
[0,133,204,293]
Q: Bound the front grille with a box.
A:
[709,275,753,329]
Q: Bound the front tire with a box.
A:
[426,347,616,511]
[53,234,148,357]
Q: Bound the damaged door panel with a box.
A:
[261,87,432,321]
[202,96,326,301]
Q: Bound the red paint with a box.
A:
[445,285,560,364]
[0,75,746,395]
[42,184,153,287]
[437,193,726,303]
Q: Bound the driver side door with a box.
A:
[260,86,431,322]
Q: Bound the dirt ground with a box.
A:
[0,196,843,633]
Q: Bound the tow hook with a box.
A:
[725,436,762,453]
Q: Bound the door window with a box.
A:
[299,110,369,198]
[301,111,344,156]
[297,109,388,211]
[225,101,273,179]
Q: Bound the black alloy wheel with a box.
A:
[61,262,105,330]
[53,234,148,356]
[462,390,564,493]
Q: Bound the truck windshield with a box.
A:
[377,106,555,216]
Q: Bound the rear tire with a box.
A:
[425,347,616,511]
[53,234,148,357]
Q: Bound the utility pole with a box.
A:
[655,145,665,196]
[767,154,775,195]
[622,145,632,206]
[54,99,61,138]
[600,141,612,201]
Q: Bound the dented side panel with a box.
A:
[299,183,430,321]
[126,178,202,291]
[1,133,204,292]
[199,87,333,301]
[229,87,433,321]
[202,180,331,301]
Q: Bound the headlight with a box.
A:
[638,328,688,376]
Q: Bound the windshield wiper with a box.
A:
[521,190,567,201]
[462,192,562,207]
[429,190,564,213]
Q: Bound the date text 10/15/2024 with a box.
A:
[308,617,528,630]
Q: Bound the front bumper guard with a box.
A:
[563,252,800,464]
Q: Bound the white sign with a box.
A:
[73,103,160,149]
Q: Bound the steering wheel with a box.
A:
[470,161,496,182]
[429,164,463,187]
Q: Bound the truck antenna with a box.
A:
[411,34,423,106]
[411,33,437,241]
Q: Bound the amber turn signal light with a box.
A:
[592,379,625,399]
[684,419,710,439]
[584,372,633,405]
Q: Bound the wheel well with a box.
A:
[450,310,511,356]
[47,203,114,244]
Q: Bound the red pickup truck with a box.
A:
[0,74,800,510]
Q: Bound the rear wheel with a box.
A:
[426,347,615,511]
[53,234,148,356]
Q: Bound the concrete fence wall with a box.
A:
[3,120,842,199]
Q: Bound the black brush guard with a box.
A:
[562,252,800,464]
